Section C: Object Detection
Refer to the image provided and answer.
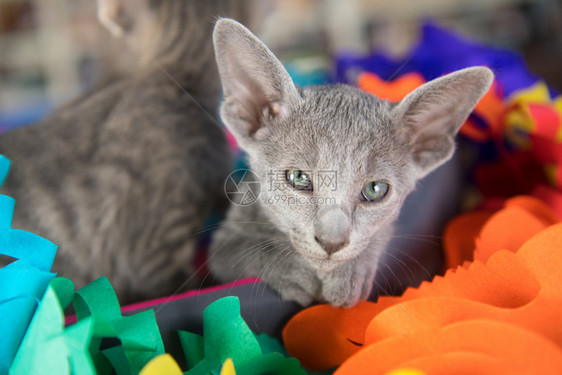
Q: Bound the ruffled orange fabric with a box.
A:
[283,196,562,374]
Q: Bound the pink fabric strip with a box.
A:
[65,277,260,325]
[120,277,260,313]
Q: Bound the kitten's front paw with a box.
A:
[319,261,376,307]
[277,282,317,306]
[321,277,371,307]
[264,256,323,306]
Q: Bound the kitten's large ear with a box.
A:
[213,18,300,148]
[393,67,493,178]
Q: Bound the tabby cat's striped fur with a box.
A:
[0,0,252,302]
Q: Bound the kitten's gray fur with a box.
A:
[209,19,494,307]
[0,1,251,303]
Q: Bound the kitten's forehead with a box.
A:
[266,85,398,168]
[298,85,393,133]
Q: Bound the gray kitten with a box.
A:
[0,1,251,303]
[209,19,493,307]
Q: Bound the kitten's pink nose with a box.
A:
[315,236,347,255]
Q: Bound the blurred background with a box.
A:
[1,0,561,132]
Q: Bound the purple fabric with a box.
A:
[335,21,546,97]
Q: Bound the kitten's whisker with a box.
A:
[380,262,406,293]
[263,244,294,298]
[383,253,419,287]
[229,238,275,260]
[390,248,436,280]
[153,257,211,314]
[188,223,223,237]
[391,233,443,246]
[164,196,300,253]
[256,260,276,298]
[253,244,291,298]
[202,239,288,286]
[194,219,295,238]
[374,265,393,296]
[276,248,298,304]
[229,237,289,268]
[193,236,289,304]
[395,233,444,240]
[260,244,293,295]
[372,278,419,323]
[382,249,419,281]
[233,220,295,232]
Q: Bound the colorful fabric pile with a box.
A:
[340,22,562,217]
[282,22,562,374]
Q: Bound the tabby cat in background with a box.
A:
[0,0,253,303]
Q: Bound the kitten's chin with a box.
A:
[306,257,344,272]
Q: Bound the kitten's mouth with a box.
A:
[291,238,349,271]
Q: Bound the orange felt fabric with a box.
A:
[280,301,384,370]
[357,72,425,102]
[503,195,561,225]
[474,206,546,262]
[283,196,562,373]
[338,320,562,375]
[442,211,492,270]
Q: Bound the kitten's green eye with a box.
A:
[286,169,312,191]
[360,181,389,202]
